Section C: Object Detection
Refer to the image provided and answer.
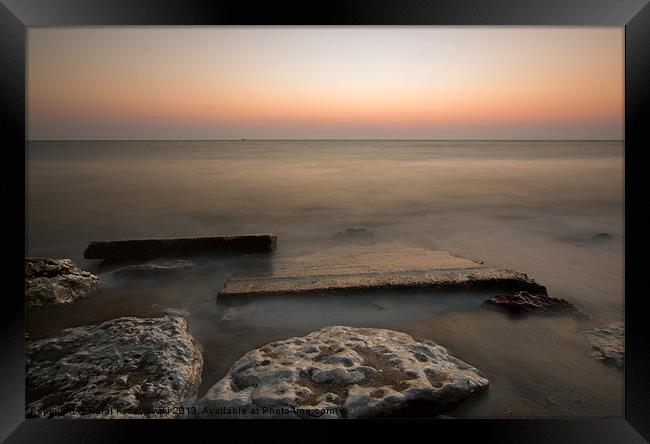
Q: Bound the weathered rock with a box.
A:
[582,322,624,369]
[197,326,488,418]
[25,257,100,309]
[218,247,546,304]
[334,227,376,244]
[567,232,614,246]
[112,259,194,277]
[590,232,613,242]
[84,234,277,260]
[26,316,203,418]
[482,291,587,319]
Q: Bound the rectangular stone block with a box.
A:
[84,234,277,260]
[217,247,546,304]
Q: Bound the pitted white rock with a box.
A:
[198,326,488,418]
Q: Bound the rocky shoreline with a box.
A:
[24,249,620,418]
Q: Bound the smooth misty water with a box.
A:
[26,140,624,418]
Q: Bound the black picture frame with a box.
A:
[2,0,648,441]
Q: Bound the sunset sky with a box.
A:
[27,27,623,140]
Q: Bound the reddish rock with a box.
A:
[482,291,587,319]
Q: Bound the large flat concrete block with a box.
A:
[217,246,546,304]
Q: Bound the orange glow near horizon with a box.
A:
[27,27,623,139]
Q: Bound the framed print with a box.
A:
[1,0,649,442]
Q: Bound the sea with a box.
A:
[26,139,624,417]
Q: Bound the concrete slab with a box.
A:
[84,234,277,260]
[217,246,546,304]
